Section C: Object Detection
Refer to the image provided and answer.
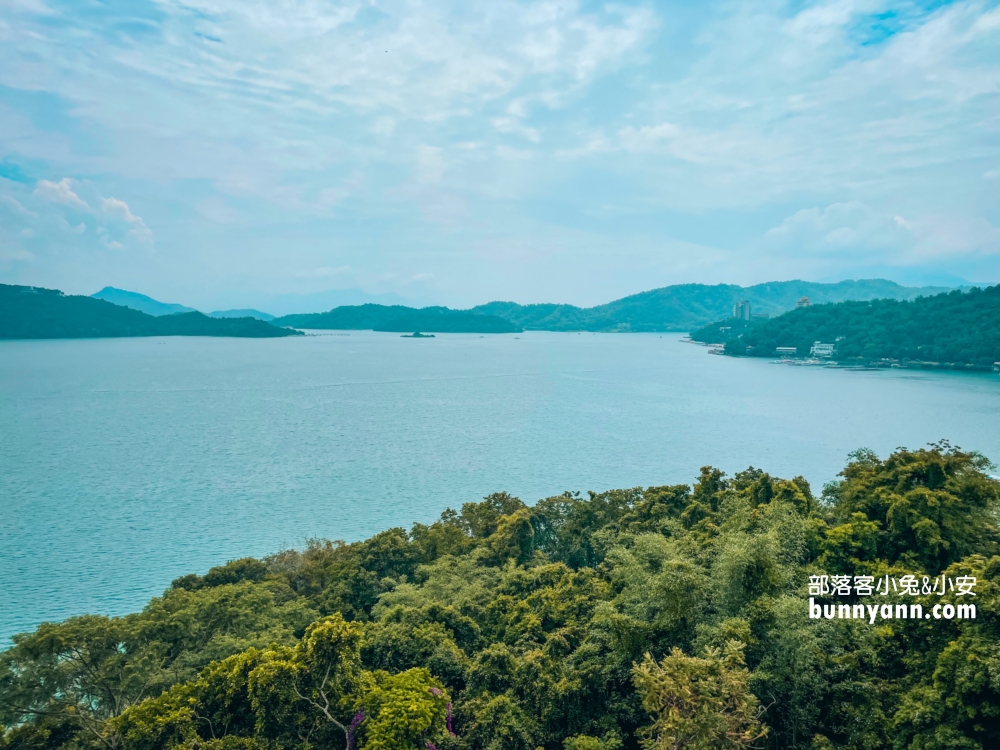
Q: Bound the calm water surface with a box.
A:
[2,332,998,643]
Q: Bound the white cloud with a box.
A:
[101,196,152,242]
[372,117,396,136]
[763,202,911,256]
[559,1,1000,212]
[0,0,51,14]
[909,215,1000,260]
[0,179,154,266]
[196,197,240,224]
[0,1,998,300]
[18,0,655,130]
[33,178,89,210]
[415,145,446,184]
[762,201,1000,264]
[492,117,541,142]
[101,196,138,222]
[0,194,36,217]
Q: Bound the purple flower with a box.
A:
[426,744,437,750]
[429,687,443,697]
[446,702,454,735]
[347,711,365,750]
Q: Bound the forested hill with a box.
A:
[274,279,949,334]
[473,278,951,331]
[709,284,1000,365]
[0,284,302,339]
[3,444,999,749]
[274,305,522,333]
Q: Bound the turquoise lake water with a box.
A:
[2,331,999,643]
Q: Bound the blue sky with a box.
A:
[0,0,998,309]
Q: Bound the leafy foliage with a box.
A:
[633,641,766,749]
[4,446,1000,749]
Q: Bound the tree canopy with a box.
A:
[4,445,1000,749]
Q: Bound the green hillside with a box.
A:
[3,445,999,749]
[473,279,952,332]
[274,304,418,329]
[1,284,301,339]
[697,285,1000,365]
[275,305,522,333]
[274,280,949,335]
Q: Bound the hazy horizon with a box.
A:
[2,0,998,308]
[74,274,990,317]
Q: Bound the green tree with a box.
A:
[0,616,167,750]
[358,668,449,750]
[632,642,767,750]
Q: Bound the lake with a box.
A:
[1,331,998,643]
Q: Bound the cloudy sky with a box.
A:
[0,0,998,309]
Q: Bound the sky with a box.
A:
[0,0,998,310]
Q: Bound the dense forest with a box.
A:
[690,285,1000,367]
[0,285,301,339]
[3,444,1000,749]
[275,306,522,334]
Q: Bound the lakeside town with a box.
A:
[686,296,1000,374]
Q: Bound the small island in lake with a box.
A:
[401,331,435,338]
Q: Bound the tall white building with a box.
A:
[732,300,751,320]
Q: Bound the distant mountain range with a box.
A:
[91,287,196,316]
[6,278,964,340]
[89,287,410,319]
[2,285,301,339]
[470,279,954,332]
[274,279,954,333]
[205,288,413,317]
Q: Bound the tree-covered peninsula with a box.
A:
[274,305,522,333]
[691,285,1000,367]
[0,285,302,339]
[3,444,1000,749]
